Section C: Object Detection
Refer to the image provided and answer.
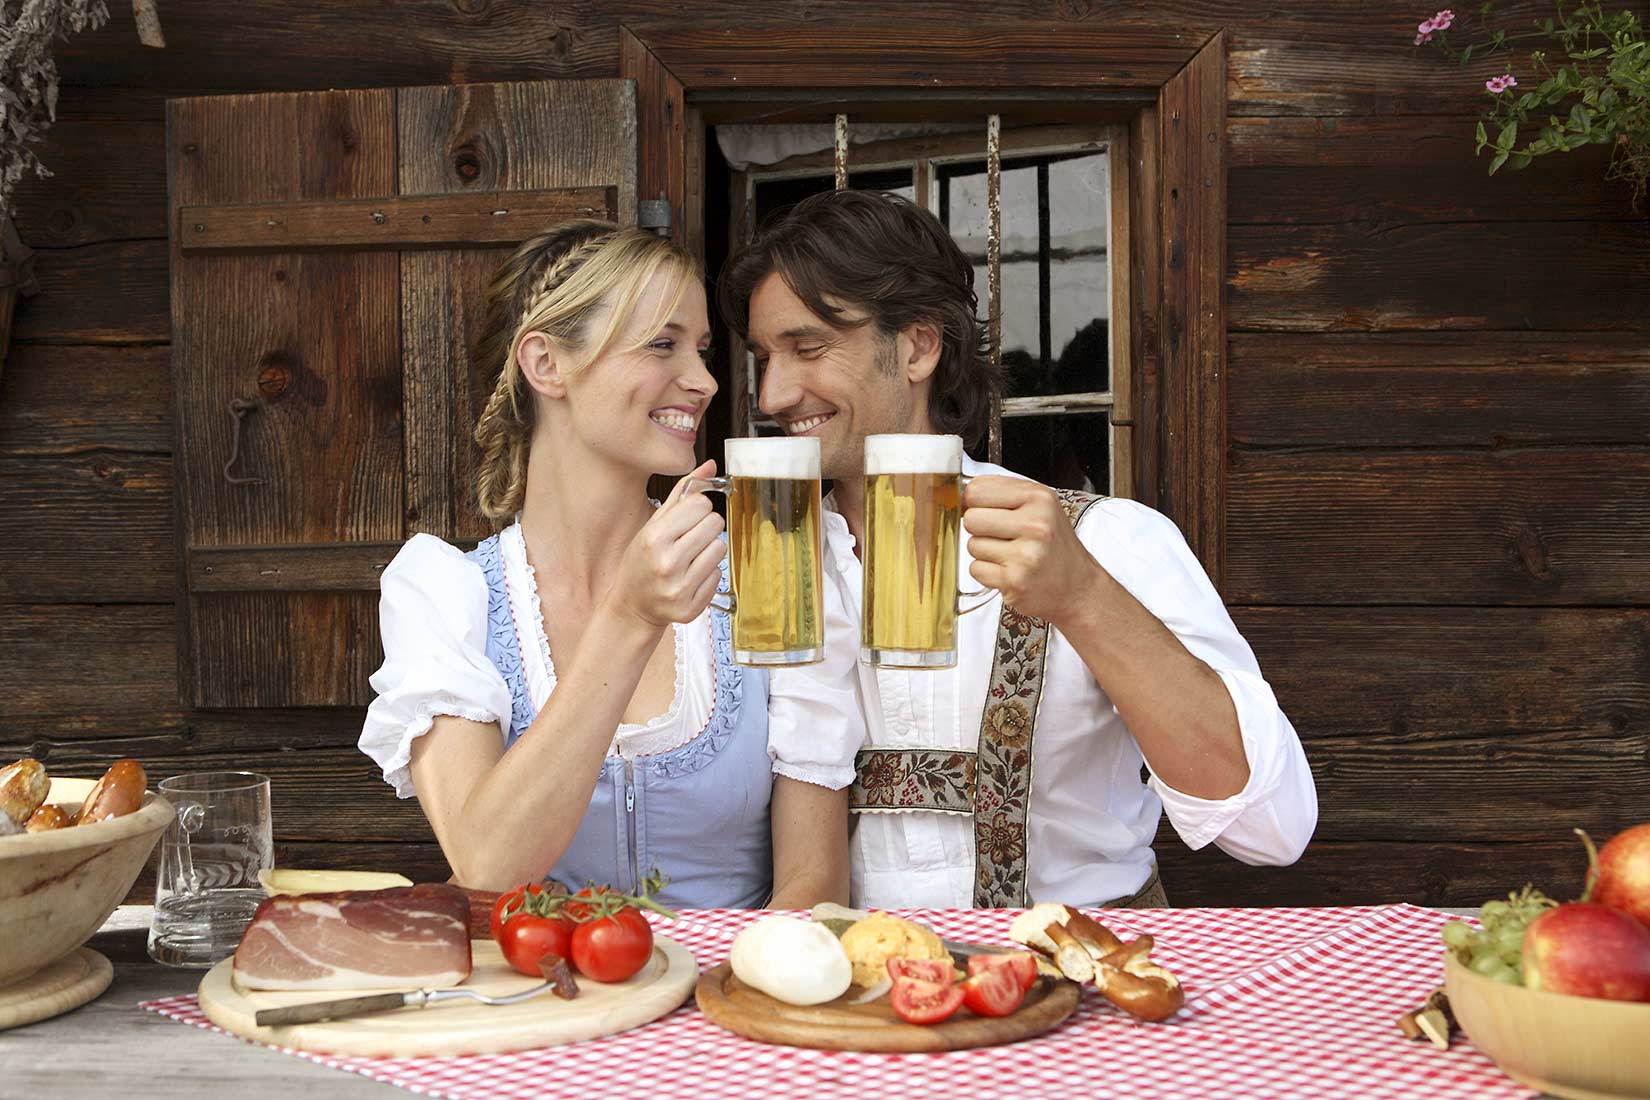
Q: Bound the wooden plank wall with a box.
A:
[2,0,1647,907]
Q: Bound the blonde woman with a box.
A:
[358,222,851,907]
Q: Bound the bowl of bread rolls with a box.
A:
[0,759,172,988]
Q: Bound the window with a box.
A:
[724,124,1129,497]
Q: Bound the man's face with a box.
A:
[746,272,922,481]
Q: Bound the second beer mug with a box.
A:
[862,434,994,669]
[692,436,825,666]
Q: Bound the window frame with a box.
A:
[731,123,1130,498]
[621,23,1229,590]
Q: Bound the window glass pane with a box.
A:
[989,412,1111,495]
[938,162,1040,370]
[751,167,915,223]
[938,150,1109,396]
[1047,153,1109,393]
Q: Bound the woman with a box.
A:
[358,221,851,907]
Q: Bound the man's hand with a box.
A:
[962,476,1100,624]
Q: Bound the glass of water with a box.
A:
[147,771,273,967]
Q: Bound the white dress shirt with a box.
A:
[769,455,1318,909]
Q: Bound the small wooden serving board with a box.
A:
[695,964,1081,1052]
[199,936,695,1057]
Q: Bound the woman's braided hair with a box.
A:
[472,221,699,522]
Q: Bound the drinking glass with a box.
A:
[146,771,273,967]
[861,434,995,669]
[691,436,825,666]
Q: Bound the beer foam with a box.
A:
[863,434,963,475]
[725,436,821,479]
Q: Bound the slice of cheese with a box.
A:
[257,868,415,897]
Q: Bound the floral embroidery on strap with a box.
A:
[467,535,535,747]
[972,488,1106,908]
[849,748,976,814]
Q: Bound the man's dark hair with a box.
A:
[718,189,1000,447]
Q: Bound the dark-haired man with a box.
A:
[732,190,1316,910]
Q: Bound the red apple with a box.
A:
[1590,823,1650,932]
[1523,902,1650,1002]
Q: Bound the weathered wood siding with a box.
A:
[3,0,1648,906]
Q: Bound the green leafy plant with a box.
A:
[1415,3,1650,206]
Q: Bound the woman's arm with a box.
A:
[767,776,850,908]
[408,604,663,891]
[411,476,728,891]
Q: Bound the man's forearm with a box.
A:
[1055,561,1250,801]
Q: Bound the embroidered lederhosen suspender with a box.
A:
[849,488,1106,907]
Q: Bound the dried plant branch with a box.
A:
[0,0,112,225]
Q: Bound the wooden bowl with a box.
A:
[0,777,173,988]
[1445,950,1650,1100]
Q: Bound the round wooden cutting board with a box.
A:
[0,947,113,1031]
[199,936,695,1056]
[696,964,1081,1052]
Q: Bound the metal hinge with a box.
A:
[638,196,672,236]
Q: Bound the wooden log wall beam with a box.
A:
[177,188,615,252]
[1226,450,1650,605]
[188,544,405,592]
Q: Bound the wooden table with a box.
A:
[1,905,1498,1099]
[0,907,402,1097]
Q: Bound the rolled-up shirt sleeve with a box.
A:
[765,511,866,791]
[1082,499,1318,865]
[358,534,514,799]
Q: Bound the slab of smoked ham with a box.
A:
[233,883,472,991]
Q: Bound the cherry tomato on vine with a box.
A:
[569,906,654,983]
[498,912,574,978]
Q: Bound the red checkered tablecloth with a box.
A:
[140,904,1537,1100]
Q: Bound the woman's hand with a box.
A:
[605,460,728,629]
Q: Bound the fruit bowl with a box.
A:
[1445,950,1650,1100]
[0,776,173,988]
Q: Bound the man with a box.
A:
[725,190,1316,910]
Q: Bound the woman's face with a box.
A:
[557,269,716,478]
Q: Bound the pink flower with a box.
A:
[1414,9,1454,44]
[1485,74,1518,93]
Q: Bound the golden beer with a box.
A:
[702,436,824,667]
[726,475,823,665]
[861,434,979,669]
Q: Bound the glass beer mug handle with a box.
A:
[955,473,998,615]
[685,476,735,615]
[171,800,205,895]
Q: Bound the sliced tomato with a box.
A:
[966,952,1039,993]
[498,912,574,978]
[886,957,955,984]
[890,975,966,1025]
[961,963,1027,1018]
[569,906,653,983]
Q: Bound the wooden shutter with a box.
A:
[167,81,637,707]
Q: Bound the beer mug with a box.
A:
[690,436,825,666]
[861,434,994,669]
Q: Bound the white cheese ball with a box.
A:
[728,915,853,1005]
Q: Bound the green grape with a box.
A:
[1481,900,1510,923]
[1489,966,1520,985]
[1470,952,1515,983]
[1441,921,1476,948]
[1494,925,1525,955]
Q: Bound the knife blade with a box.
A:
[255,989,423,1027]
[940,938,1010,960]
